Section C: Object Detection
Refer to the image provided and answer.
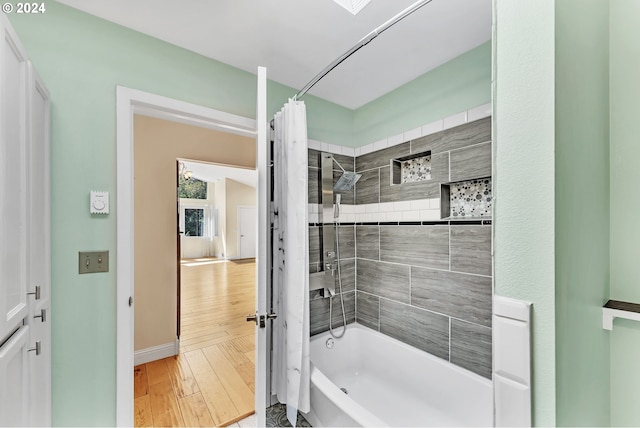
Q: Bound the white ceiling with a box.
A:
[183,160,256,189]
[57,0,491,109]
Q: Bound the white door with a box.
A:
[26,62,51,427]
[0,13,29,341]
[0,15,51,427]
[254,66,269,427]
[238,206,257,259]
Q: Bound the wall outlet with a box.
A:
[79,251,109,274]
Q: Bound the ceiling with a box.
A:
[182,160,256,189]
[57,0,491,109]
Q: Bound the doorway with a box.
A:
[116,84,270,427]
[131,124,258,426]
[238,206,257,259]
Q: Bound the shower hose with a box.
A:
[329,215,347,339]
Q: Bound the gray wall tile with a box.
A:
[309,226,321,267]
[355,168,380,204]
[356,225,379,260]
[380,299,449,360]
[449,142,492,182]
[334,259,355,293]
[450,226,492,276]
[450,319,492,379]
[308,167,320,204]
[337,225,355,259]
[310,291,356,336]
[411,117,491,155]
[316,117,495,373]
[356,292,380,330]
[380,226,449,269]
[310,297,330,335]
[332,153,355,172]
[356,142,410,172]
[356,259,411,304]
[430,152,450,182]
[308,149,320,169]
[331,291,355,329]
[411,267,492,327]
[380,166,440,203]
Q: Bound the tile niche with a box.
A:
[441,177,492,219]
[391,151,432,185]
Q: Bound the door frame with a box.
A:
[115,86,266,426]
[237,205,257,260]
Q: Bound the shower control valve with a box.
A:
[325,262,337,274]
[326,251,336,259]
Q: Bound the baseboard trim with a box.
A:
[134,339,179,365]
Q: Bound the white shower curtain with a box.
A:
[271,99,310,427]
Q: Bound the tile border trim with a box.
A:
[307,200,492,224]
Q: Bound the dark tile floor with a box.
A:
[266,403,312,427]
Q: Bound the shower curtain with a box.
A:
[271,99,310,426]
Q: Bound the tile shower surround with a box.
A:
[307,116,492,379]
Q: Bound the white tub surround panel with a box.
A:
[493,295,532,427]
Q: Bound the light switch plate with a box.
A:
[90,191,109,214]
[79,251,109,274]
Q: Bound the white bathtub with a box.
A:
[302,323,493,427]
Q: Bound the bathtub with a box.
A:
[302,323,493,427]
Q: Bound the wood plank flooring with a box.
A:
[134,258,256,427]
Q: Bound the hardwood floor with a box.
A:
[134,258,256,427]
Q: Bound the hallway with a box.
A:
[133,259,256,427]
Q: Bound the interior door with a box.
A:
[0,12,29,342]
[26,61,51,427]
[255,66,269,426]
[238,206,257,259]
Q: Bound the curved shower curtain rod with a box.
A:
[292,0,434,101]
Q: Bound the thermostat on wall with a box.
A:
[90,191,109,214]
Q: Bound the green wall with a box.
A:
[610,1,640,425]
[353,41,491,147]
[554,0,610,425]
[7,2,350,425]
[495,0,615,425]
[493,0,557,425]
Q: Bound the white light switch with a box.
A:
[90,191,109,214]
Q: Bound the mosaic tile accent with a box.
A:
[266,403,312,427]
[450,178,492,218]
[401,155,431,183]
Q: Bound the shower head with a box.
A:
[334,171,361,192]
[323,153,362,192]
